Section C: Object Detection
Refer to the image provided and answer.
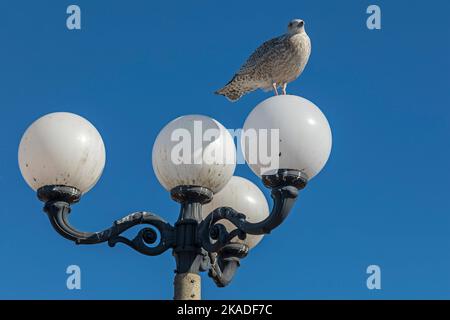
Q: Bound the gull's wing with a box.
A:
[236,35,287,76]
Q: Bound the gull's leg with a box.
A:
[272,83,279,96]
[282,83,287,95]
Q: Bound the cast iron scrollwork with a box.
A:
[207,243,249,287]
[199,180,305,253]
[36,169,307,288]
[38,185,175,256]
[200,169,308,286]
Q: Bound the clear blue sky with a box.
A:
[0,0,449,299]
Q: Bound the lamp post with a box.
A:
[18,95,332,300]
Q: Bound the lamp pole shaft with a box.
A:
[171,186,212,300]
[174,273,201,300]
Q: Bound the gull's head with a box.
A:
[287,19,305,34]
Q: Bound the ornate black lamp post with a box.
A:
[18,95,332,299]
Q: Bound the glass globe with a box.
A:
[202,176,269,249]
[18,112,106,193]
[241,95,332,180]
[152,115,236,193]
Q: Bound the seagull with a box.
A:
[215,19,311,102]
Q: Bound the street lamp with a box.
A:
[202,176,270,251]
[18,95,332,300]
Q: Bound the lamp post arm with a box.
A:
[238,185,299,235]
[207,243,248,287]
[39,185,175,256]
[199,185,299,254]
[44,201,108,243]
[208,255,239,288]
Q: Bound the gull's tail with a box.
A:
[215,76,257,102]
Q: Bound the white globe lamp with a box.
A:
[202,176,269,249]
[18,112,106,194]
[241,95,332,181]
[152,115,236,193]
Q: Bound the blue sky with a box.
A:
[0,0,449,299]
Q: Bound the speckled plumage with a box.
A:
[216,19,311,102]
